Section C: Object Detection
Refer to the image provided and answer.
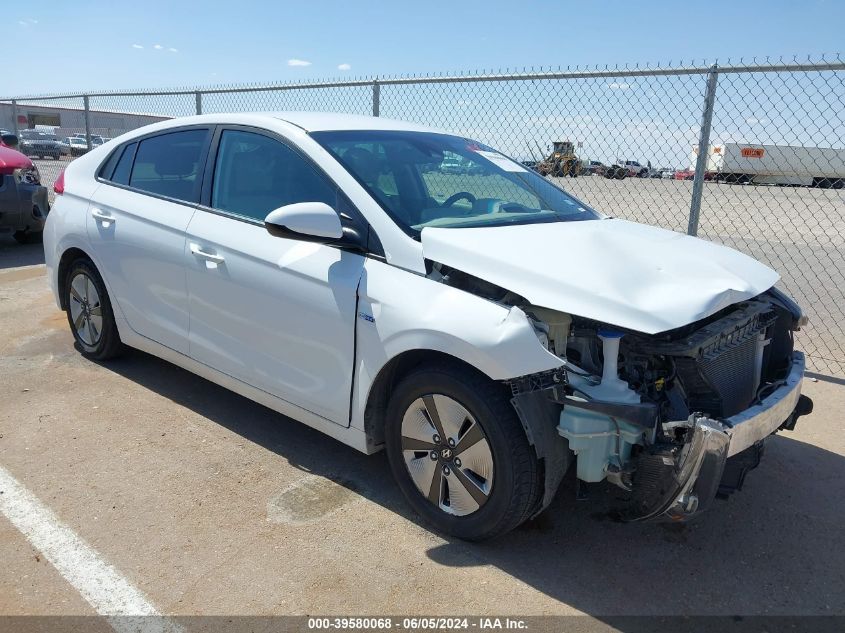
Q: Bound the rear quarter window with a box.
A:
[111,143,137,185]
[98,146,124,181]
[98,142,137,185]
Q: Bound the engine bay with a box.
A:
[429,259,809,518]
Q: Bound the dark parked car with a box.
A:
[604,164,628,179]
[0,133,50,243]
[18,129,62,160]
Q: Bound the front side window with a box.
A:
[128,129,208,202]
[211,129,336,222]
[312,130,599,234]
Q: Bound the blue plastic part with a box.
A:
[597,329,624,339]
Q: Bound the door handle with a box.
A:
[190,243,225,264]
[90,208,115,227]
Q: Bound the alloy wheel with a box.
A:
[400,394,494,516]
[68,272,103,346]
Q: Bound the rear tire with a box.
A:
[64,259,123,360]
[385,362,541,541]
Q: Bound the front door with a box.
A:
[185,128,364,425]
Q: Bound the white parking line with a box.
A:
[0,464,182,633]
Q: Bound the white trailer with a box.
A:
[691,143,845,187]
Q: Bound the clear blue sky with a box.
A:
[5,0,843,96]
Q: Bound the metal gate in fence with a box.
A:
[3,56,843,375]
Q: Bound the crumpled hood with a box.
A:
[421,218,779,334]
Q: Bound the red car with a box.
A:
[674,169,718,181]
[0,133,50,243]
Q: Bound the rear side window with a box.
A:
[210,129,336,222]
[129,129,209,202]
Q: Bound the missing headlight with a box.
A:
[13,166,41,186]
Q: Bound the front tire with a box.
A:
[385,362,541,541]
[64,259,123,360]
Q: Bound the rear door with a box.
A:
[87,127,212,354]
[185,127,365,425]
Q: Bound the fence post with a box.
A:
[372,79,380,117]
[687,64,719,236]
[11,99,19,136]
[195,91,203,115]
[83,95,92,151]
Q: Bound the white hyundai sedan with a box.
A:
[44,113,812,540]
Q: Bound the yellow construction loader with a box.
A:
[536,140,580,177]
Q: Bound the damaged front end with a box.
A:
[507,288,814,522]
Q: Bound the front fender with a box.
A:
[350,259,563,432]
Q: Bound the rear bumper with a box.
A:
[654,351,808,520]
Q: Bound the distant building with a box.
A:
[0,102,168,139]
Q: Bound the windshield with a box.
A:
[312,130,599,234]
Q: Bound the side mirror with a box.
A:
[264,202,343,242]
[1,133,19,149]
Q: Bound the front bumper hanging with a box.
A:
[628,351,810,521]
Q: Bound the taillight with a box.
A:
[54,169,65,195]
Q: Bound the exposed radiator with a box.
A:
[699,333,762,417]
[638,301,778,418]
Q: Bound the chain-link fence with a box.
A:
[2,56,843,375]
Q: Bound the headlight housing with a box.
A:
[13,166,41,185]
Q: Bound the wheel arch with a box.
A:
[57,247,94,310]
[362,345,572,516]
[363,348,506,451]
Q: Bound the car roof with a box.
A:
[105,112,447,148]
[265,112,437,133]
[145,112,440,134]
